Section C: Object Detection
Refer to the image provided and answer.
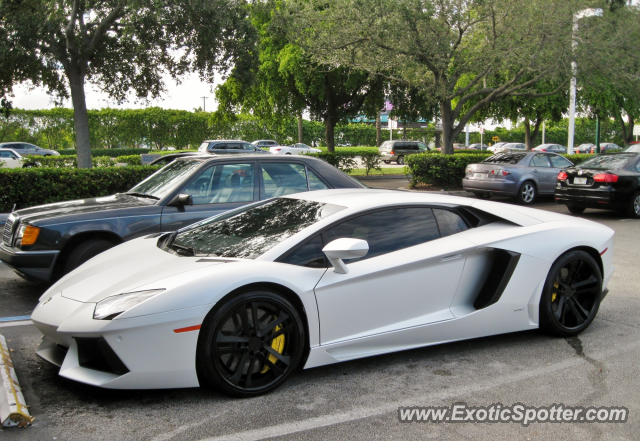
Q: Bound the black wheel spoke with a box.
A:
[263,344,291,366]
[216,334,249,344]
[243,355,256,388]
[566,298,587,324]
[236,306,251,335]
[572,275,599,294]
[554,296,566,321]
[216,347,246,355]
[264,323,293,342]
[251,302,261,334]
[258,312,289,338]
[228,350,250,385]
[256,352,284,375]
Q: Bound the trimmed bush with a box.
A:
[0,166,161,212]
[305,151,358,174]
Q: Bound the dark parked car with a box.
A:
[463,151,574,204]
[148,151,202,166]
[589,143,621,154]
[555,152,640,217]
[0,155,366,282]
[575,143,595,153]
[468,143,489,150]
[379,140,434,164]
[0,142,60,156]
[198,140,268,155]
[533,144,567,154]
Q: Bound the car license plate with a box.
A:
[473,173,488,179]
[574,177,588,185]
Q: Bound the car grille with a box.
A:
[3,215,15,246]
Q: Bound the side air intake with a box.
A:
[473,250,521,310]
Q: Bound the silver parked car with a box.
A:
[0,142,60,156]
[533,144,567,154]
[198,140,268,155]
[462,151,574,204]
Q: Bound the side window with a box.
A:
[417,142,428,151]
[22,144,36,151]
[323,208,440,264]
[280,235,327,268]
[307,168,329,191]
[531,155,551,167]
[260,162,309,199]
[181,163,255,205]
[433,209,469,237]
[210,143,225,150]
[243,143,255,151]
[549,155,572,168]
[227,143,242,150]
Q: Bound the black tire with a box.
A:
[568,206,586,214]
[396,156,405,165]
[197,290,305,397]
[285,152,292,155]
[539,250,602,337]
[473,192,491,200]
[383,160,391,164]
[516,181,536,205]
[64,239,115,274]
[625,192,640,219]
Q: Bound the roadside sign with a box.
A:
[492,136,499,142]
[633,125,640,136]
[140,154,161,165]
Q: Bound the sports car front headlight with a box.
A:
[93,289,165,320]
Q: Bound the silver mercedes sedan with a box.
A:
[462,151,574,204]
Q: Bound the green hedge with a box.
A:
[406,152,599,188]
[0,166,161,212]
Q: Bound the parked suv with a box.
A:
[0,142,60,156]
[379,141,433,164]
[198,140,268,155]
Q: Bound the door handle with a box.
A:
[440,253,463,262]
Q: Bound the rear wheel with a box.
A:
[539,250,602,337]
[396,156,405,165]
[383,160,391,164]
[197,290,305,397]
[64,239,115,274]
[567,206,586,214]
[516,181,536,205]
[626,192,640,219]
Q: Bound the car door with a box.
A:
[160,161,259,231]
[313,207,473,345]
[20,144,38,156]
[529,154,556,193]
[0,151,21,168]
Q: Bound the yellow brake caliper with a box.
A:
[552,281,559,302]
[260,325,285,374]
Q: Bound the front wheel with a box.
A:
[539,250,602,337]
[197,290,305,397]
[64,239,115,274]
[396,156,405,165]
[516,181,536,205]
[567,206,586,214]
[626,192,640,219]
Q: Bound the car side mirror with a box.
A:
[322,238,369,274]
[167,193,193,206]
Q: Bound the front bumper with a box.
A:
[462,178,519,196]
[0,244,59,281]
[31,292,210,389]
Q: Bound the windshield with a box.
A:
[128,159,203,199]
[170,198,346,258]
[577,154,634,170]
[482,153,527,164]
[623,145,640,153]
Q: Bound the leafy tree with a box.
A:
[0,0,255,167]
[216,0,384,151]
[288,0,585,153]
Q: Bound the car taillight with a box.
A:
[390,151,395,155]
[273,148,281,152]
[490,169,510,176]
[557,171,568,181]
[540,149,546,152]
[593,173,618,183]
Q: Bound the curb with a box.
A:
[354,174,408,181]
[397,188,470,196]
[0,334,33,428]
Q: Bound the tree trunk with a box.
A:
[297,113,303,143]
[440,101,455,155]
[325,112,335,152]
[402,119,407,140]
[524,118,532,150]
[68,70,92,168]
[375,112,381,147]
[618,113,635,146]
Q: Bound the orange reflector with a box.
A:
[21,226,41,246]
[600,248,608,256]
[173,325,201,333]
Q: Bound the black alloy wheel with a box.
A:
[197,291,305,397]
[568,206,586,214]
[539,250,602,337]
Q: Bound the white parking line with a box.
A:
[198,337,640,441]
[0,321,33,329]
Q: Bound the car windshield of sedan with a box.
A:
[128,159,204,199]
[577,154,634,170]
[169,198,346,258]
[482,153,527,164]
[623,145,640,153]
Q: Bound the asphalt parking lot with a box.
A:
[2,190,640,440]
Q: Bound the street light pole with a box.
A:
[567,8,603,155]
[201,96,208,112]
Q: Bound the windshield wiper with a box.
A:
[124,192,160,200]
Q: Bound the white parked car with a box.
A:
[270,143,322,155]
[32,190,613,397]
[489,142,526,153]
[0,149,25,168]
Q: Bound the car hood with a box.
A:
[47,237,226,303]
[14,193,158,225]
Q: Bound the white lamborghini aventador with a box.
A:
[31,190,614,397]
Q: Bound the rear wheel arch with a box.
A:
[569,246,604,281]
